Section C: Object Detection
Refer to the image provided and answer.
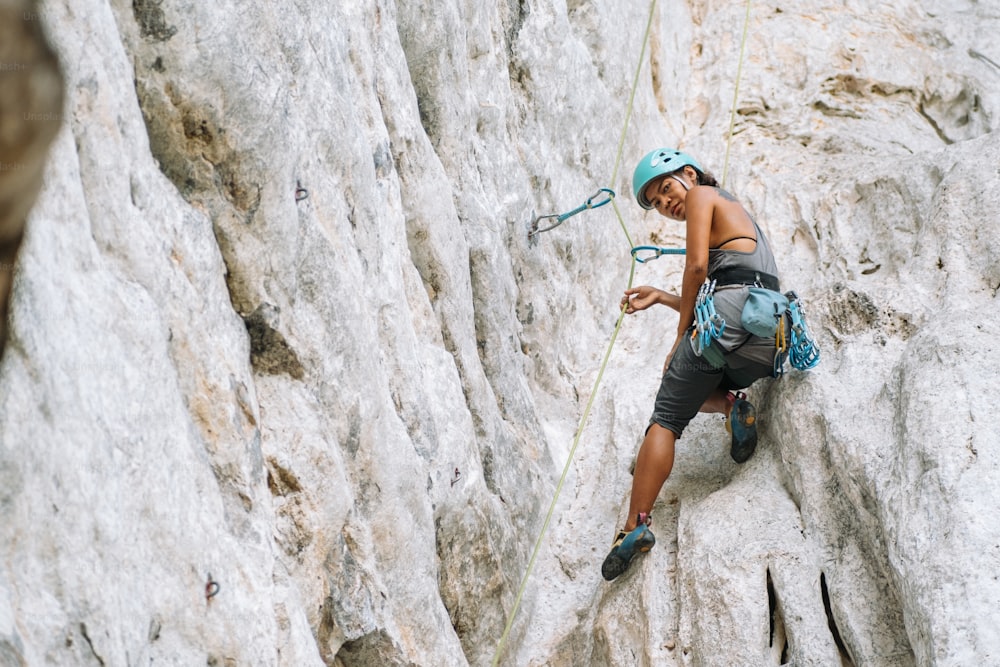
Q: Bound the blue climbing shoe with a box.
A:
[601,513,655,581]
[727,391,757,463]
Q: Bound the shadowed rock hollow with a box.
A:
[2,1,999,666]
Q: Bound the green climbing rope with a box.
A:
[489,3,656,664]
[721,0,753,188]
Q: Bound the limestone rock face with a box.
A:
[1,0,999,666]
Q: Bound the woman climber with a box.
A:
[602,148,784,581]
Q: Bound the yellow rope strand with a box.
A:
[721,0,752,188]
[610,0,659,191]
[492,2,753,662]
[490,2,656,664]
[490,262,636,666]
[493,2,755,661]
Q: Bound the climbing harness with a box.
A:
[630,245,686,263]
[691,279,726,357]
[786,293,821,371]
[528,188,615,239]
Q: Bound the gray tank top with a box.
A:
[703,216,782,355]
[707,218,779,280]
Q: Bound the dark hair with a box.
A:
[694,169,719,188]
[668,166,719,188]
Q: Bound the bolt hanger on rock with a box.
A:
[294,180,309,202]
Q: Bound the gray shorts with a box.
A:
[648,286,777,437]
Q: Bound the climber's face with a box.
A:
[643,167,695,221]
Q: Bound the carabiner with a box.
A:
[528,213,561,235]
[529,188,616,238]
[630,245,686,263]
[585,188,615,210]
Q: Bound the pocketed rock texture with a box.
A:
[1,0,999,666]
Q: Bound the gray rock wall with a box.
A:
[2,0,998,665]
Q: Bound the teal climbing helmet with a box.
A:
[632,148,703,209]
